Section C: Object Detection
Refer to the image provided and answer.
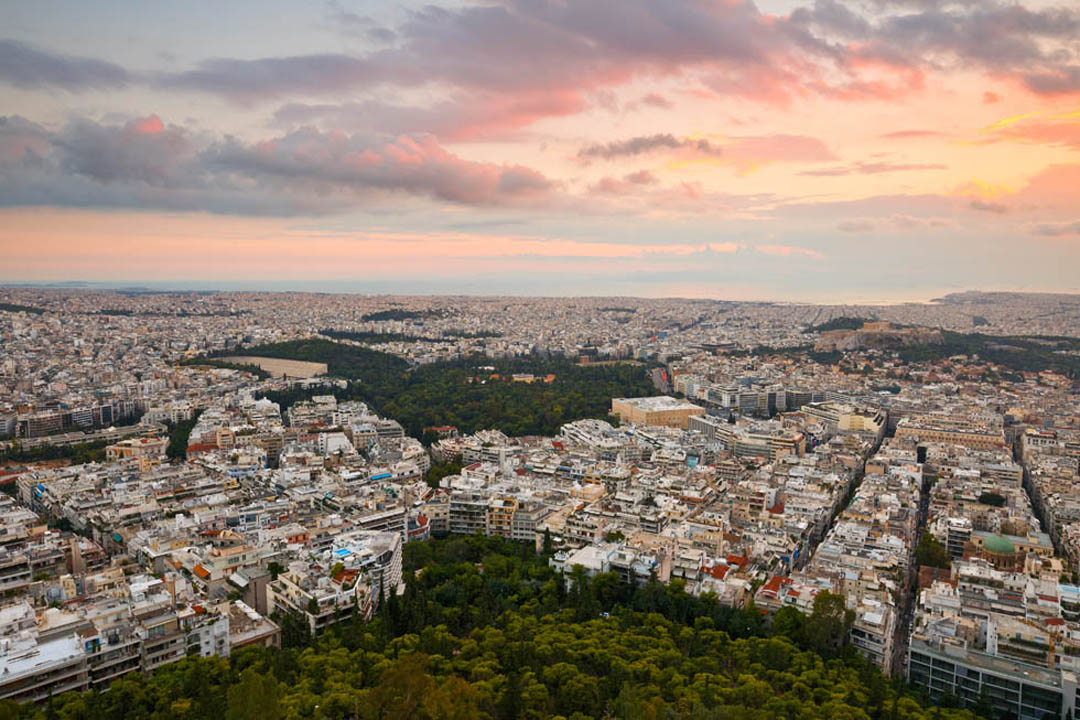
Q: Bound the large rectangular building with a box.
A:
[909,638,1076,720]
[895,414,1006,451]
[611,396,704,429]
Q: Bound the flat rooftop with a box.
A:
[614,396,703,411]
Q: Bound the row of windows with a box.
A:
[910,652,1063,718]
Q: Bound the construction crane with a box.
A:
[1017,617,1062,669]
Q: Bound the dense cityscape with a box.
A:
[5,0,1080,715]
[0,288,1077,718]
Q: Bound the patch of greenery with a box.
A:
[166,411,203,460]
[321,328,442,344]
[754,330,1080,378]
[361,308,443,322]
[19,537,979,720]
[233,339,654,438]
[895,331,1080,378]
[213,339,410,382]
[424,461,463,490]
[916,533,951,569]
[0,302,46,315]
[0,440,108,465]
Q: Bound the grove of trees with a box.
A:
[6,536,981,720]
[228,340,655,438]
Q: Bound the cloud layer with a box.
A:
[2,0,1080,297]
[0,115,554,214]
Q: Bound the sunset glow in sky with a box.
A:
[2,0,1080,301]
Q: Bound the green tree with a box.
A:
[803,591,854,656]
[916,533,951,569]
[226,668,280,720]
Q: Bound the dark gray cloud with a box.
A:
[152,0,793,104]
[159,54,384,103]
[55,116,190,186]
[788,0,872,39]
[578,133,721,160]
[1024,67,1080,96]
[860,2,1080,93]
[0,39,130,90]
[0,115,554,214]
[4,0,1080,147]
[323,1,397,43]
[4,0,1079,152]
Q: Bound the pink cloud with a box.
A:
[274,89,588,142]
[589,170,660,195]
[754,243,824,260]
[0,114,556,212]
[982,113,1080,150]
[879,129,944,140]
[1016,163,1080,206]
[721,134,836,173]
[130,114,164,135]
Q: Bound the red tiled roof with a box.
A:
[703,565,729,580]
[759,575,787,598]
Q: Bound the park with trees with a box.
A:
[5,536,982,720]
[221,339,654,438]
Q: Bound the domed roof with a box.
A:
[984,534,1015,554]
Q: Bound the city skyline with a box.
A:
[2,0,1080,299]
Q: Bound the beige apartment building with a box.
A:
[894,414,1006,451]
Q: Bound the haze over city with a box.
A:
[3,0,1080,300]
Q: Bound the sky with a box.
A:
[1,0,1079,302]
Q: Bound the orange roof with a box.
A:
[703,565,730,580]
[758,575,789,598]
[193,564,210,579]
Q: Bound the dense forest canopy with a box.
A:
[321,329,502,343]
[0,303,46,315]
[320,329,445,344]
[216,339,654,438]
[5,537,981,720]
[360,309,444,322]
